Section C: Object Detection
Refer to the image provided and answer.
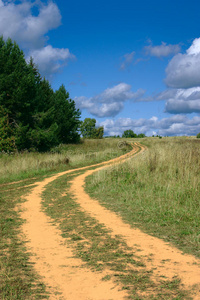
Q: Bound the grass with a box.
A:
[86,137,200,258]
[40,170,190,299]
[0,182,49,299]
[0,138,130,184]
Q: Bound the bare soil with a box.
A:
[21,143,200,299]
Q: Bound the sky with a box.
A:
[1,0,200,136]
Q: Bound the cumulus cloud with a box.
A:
[28,46,75,77]
[165,38,200,88]
[144,41,180,57]
[120,51,135,70]
[165,99,200,114]
[0,0,75,77]
[0,0,61,48]
[75,83,146,118]
[100,115,200,137]
[156,87,200,114]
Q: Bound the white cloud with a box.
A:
[187,38,200,55]
[28,46,75,77]
[0,1,75,77]
[157,87,200,114]
[144,42,180,57]
[100,115,200,137]
[90,102,124,118]
[75,83,146,118]
[165,99,200,114]
[120,51,135,70]
[165,38,200,88]
[0,0,61,48]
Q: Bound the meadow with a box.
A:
[0,138,130,184]
[86,137,200,258]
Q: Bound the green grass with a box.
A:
[0,138,131,184]
[0,182,49,299]
[86,137,200,258]
[40,170,190,299]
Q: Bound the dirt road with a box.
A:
[21,142,200,299]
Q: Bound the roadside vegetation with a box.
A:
[0,138,131,184]
[86,137,200,258]
[0,182,48,299]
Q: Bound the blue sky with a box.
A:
[1,0,200,136]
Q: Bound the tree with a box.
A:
[80,118,96,138]
[80,118,104,139]
[197,133,200,138]
[122,130,137,138]
[53,85,81,144]
[93,126,104,139]
[0,37,81,151]
[0,37,39,150]
[0,37,37,127]
[0,106,15,152]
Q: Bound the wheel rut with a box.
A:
[21,143,139,299]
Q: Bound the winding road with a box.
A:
[21,142,200,299]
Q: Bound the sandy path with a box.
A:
[70,143,200,299]
[21,143,140,299]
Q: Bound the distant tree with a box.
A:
[80,118,96,138]
[80,118,104,139]
[197,133,200,138]
[94,126,104,139]
[122,130,137,138]
[137,133,146,138]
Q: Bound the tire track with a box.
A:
[21,143,140,299]
[69,143,200,299]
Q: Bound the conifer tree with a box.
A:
[0,37,81,151]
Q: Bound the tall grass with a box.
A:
[86,137,200,257]
[0,139,130,183]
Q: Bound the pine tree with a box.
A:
[53,85,81,144]
[0,37,81,151]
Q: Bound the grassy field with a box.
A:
[0,138,130,184]
[86,137,200,258]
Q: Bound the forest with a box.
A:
[0,36,81,152]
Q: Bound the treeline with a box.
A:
[0,37,81,152]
